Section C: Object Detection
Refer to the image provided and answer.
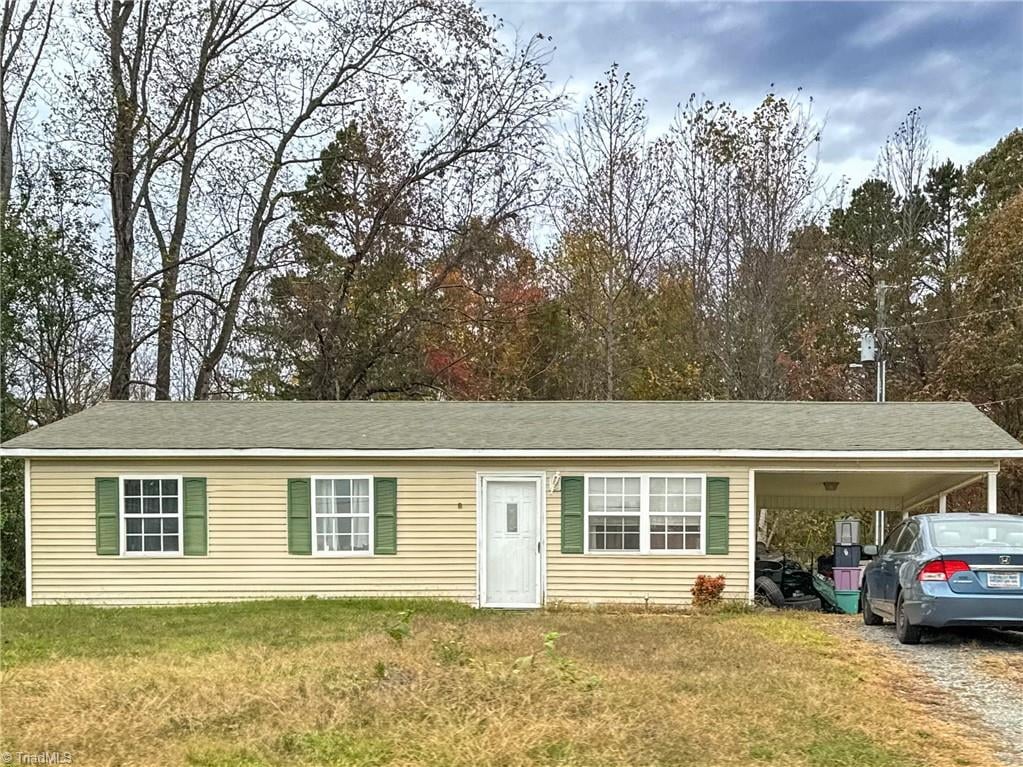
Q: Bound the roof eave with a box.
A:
[2,447,1020,459]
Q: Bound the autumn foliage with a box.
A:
[691,575,728,608]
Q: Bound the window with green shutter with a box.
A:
[98,476,191,556]
[571,474,725,555]
[290,476,398,555]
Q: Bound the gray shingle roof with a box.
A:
[2,400,1020,454]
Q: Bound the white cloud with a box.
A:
[486,0,1020,189]
[848,3,948,48]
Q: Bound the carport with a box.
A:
[742,399,1023,603]
[755,465,1000,545]
[747,462,1007,604]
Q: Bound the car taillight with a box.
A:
[918,559,971,581]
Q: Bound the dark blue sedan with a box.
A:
[862,513,1023,644]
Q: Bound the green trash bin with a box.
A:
[835,589,860,615]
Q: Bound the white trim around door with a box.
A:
[476,472,546,609]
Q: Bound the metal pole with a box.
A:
[875,284,888,403]
[872,285,891,535]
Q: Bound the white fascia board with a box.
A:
[2,447,1021,459]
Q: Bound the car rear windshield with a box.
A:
[929,518,1023,548]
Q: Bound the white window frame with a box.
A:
[310,474,374,557]
[583,473,706,555]
[119,474,185,557]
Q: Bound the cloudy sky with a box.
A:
[484,1,1023,189]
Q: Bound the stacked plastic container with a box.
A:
[833,518,862,614]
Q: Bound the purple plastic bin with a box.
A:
[833,567,862,591]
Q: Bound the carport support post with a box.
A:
[938,494,947,514]
[873,509,885,546]
[987,471,998,514]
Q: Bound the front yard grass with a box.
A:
[0,599,1001,767]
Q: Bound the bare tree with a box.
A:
[552,64,676,399]
[240,31,560,400]
[59,1,293,399]
[700,92,823,398]
[0,0,54,213]
[187,7,559,398]
[53,0,557,400]
[877,108,935,389]
[879,106,931,241]
[142,2,292,399]
[668,95,736,388]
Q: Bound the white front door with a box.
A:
[482,478,541,607]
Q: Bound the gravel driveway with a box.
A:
[852,621,1023,765]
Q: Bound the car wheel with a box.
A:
[895,591,923,645]
[754,576,785,607]
[783,595,821,611]
[862,583,883,626]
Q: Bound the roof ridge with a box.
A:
[92,399,974,406]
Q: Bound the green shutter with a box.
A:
[706,476,730,555]
[95,477,119,555]
[182,477,208,556]
[287,478,312,555]
[374,477,398,555]
[560,475,584,554]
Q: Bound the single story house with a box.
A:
[2,400,1021,608]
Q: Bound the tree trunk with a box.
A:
[154,274,176,399]
[154,26,211,400]
[108,1,137,400]
[0,104,12,215]
[604,298,614,400]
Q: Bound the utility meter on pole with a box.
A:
[860,331,876,363]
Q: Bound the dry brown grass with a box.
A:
[0,602,1006,767]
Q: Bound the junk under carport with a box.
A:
[828,526,868,614]
[756,517,879,614]
[753,551,822,610]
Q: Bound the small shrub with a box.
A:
[542,631,561,656]
[511,631,599,688]
[432,634,472,666]
[385,609,414,644]
[691,575,727,608]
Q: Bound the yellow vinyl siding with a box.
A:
[29,457,997,606]
[28,458,755,607]
[30,460,478,605]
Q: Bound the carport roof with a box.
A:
[1,400,1021,456]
